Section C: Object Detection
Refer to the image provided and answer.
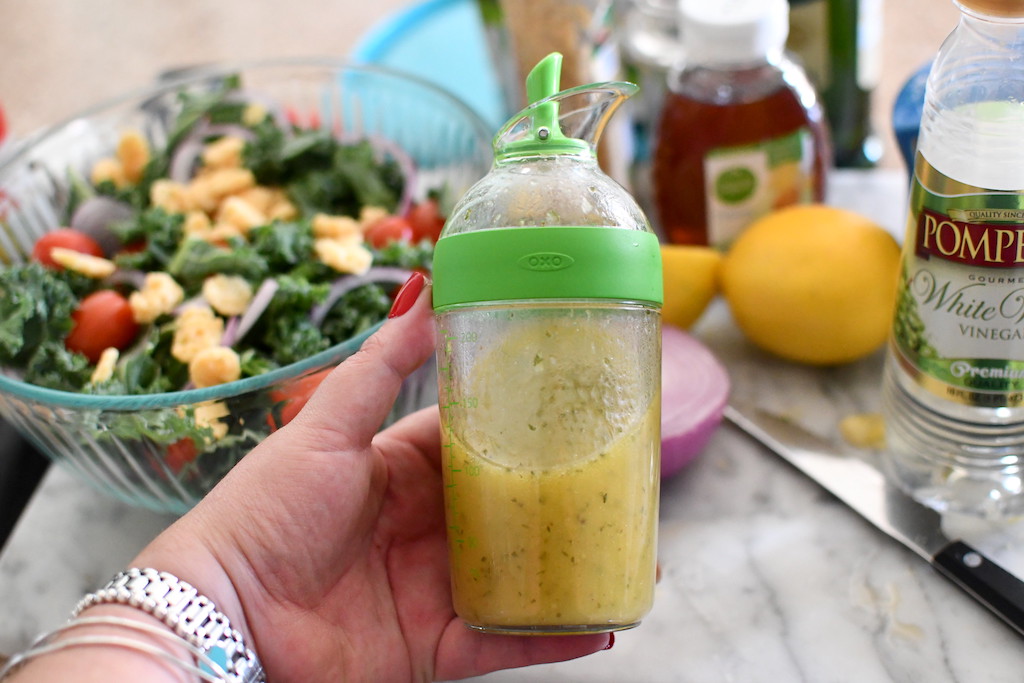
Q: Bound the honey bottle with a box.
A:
[652,0,830,247]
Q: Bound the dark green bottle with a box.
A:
[787,0,883,168]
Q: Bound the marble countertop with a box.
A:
[1,1,1008,680]
[3,170,1024,681]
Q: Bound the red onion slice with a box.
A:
[101,268,146,290]
[661,324,730,478]
[168,136,206,184]
[168,122,257,183]
[222,316,241,347]
[220,278,279,347]
[308,266,413,328]
[70,196,134,255]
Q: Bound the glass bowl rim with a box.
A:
[0,323,380,410]
[0,55,494,177]
[0,56,491,411]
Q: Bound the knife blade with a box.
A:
[724,403,1024,638]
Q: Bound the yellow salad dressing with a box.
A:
[440,311,661,634]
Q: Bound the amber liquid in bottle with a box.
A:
[652,62,829,246]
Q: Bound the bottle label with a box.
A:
[893,164,1024,407]
[702,127,816,248]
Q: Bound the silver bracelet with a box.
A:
[0,615,231,681]
[71,568,265,683]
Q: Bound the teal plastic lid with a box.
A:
[432,227,663,309]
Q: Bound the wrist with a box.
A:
[3,605,193,683]
[72,568,264,683]
[132,526,252,646]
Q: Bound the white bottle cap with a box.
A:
[679,0,789,67]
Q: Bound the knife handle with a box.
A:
[933,540,1024,637]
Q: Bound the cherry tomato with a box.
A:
[65,290,139,364]
[364,216,414,249]
[284,106,322,130]
[32,229,104,269]
[117,240,147,256]
[268,367,333,429]
[165,438,198,475]
[405,199,446,243]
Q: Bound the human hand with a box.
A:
[133,274,612,682]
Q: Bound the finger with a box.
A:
[434,621,613,681]
[292,278,435,448]
[374,405,442,467]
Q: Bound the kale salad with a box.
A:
[0,74,450,489]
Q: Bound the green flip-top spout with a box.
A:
[495,52,591,160]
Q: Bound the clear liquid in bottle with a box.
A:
[881,0,1024,518]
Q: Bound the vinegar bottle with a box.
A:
[881,0,1024,518]
[652,0,830,247]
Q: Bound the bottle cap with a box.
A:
[494,53,590,161]
[432,53,662,311]
[958,0,1024,16]
[678,0,789,67]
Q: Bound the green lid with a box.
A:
[432,227,663,310]
[495,52,591,160]
[432,53,658,310]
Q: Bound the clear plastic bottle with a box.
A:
[651,0,830,248]
[881,0,1024,518]
[432,53,663,633]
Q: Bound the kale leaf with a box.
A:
[249,275,330,365]
[249,220,314,273]
[245,124,404,217]
[102,408,214,447]
[166,237,269,293]
[320,284,392,344]
[371,240,434,271]
[164,74,245,154]
[87,325,188,395]
[112,207,187,272]
[23,342,93,390]
[0,263,79,367]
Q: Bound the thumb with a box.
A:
[290,273,435,447]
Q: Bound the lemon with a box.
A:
[660,245,722,329]
[720,204,901,366]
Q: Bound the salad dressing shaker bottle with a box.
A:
[882,0,1024,518]
[432,53,663,634]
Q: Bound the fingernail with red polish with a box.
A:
[603,633,615,651]
[388,271,426,318]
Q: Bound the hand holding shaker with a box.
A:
[432,53,663,634]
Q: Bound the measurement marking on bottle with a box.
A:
[439,326,471,554]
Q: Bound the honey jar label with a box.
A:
[702,127,816,248]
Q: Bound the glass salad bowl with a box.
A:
[0,58,492,514]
